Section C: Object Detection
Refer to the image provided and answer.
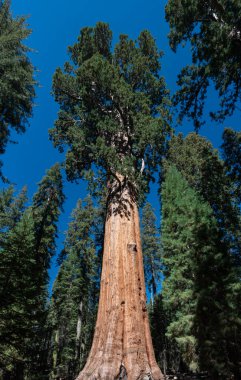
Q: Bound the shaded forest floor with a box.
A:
[166,373,209,380]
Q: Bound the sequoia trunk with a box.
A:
[76,180,163,380]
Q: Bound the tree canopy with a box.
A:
[50,22,171,199]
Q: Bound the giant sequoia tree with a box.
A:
[165,0,241,128]
[51,22,171,379]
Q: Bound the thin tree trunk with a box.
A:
[76,179,163,380]
[75,300,83,361]
[52,328,59,377]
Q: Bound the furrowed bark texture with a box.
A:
[76,182,163,380]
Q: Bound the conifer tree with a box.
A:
[165,0,241,128]
[28,163,65,378]
[141,202,162,299]
[51,22,171,379]
[0,187,29,378]
[161,165,241,378]
[49,196,102,380]
[0,211,38,379]
[0,165,64,379]
[0,0,35,174]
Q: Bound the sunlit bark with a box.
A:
[76,179,163,380]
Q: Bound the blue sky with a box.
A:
[3,0,240,289]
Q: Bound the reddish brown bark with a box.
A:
[76,181,163,380]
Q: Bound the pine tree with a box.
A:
[0,207,39,379]
[0,165,64,379]
[141,202,162,299]
[28,163,65,379]
[51,22,171,379]
[0,0,35,175]
[161,165,241,378]
[165,0,241,128]
[0,186,29,378]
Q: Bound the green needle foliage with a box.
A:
[50,22,171,200]
[161,165,241,378]
[0,165,65,379]
[0,210,38,379]
[166,132,241,264]
[29,163,65,378]
[141,202,162,298]
[0,185,28,232]
[165,0,241,128]
[0,187,29,376]
[0,0,35,174]
[48,196,103,380]
[32,163,65,272]
[222,128,241,204]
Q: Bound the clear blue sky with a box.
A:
[3,0,240,290]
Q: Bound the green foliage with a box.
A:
[28,164,65,378]
[141,202,162,297]
[166,132,241,264]
[161,165,241,378]
[50,22,171,200]
[0,0,35,174]
[222,128,241,204]
[0,188,38,378]
[32,163,65,271]
[165,0,241,128]
[0,165,64,379]
[0,185,28,232]
[48,196,103,379]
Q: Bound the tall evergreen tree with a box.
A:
[28,163,65,379]
[161,165,241,378]
[49,196,102,380]
[141,202,162,299]
[0,187,30,378]
[0,210,38,380]
[0,165,64,379]
[0,0,35,175]
[165,0,241,128]
[51,22,171,379]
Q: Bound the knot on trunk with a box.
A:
[127,242,137,253]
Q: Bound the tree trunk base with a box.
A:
[76,365,163,380]
[76,182,164,380]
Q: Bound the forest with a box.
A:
[0,0,240,379]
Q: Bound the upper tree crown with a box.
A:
[50,22,171,198]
